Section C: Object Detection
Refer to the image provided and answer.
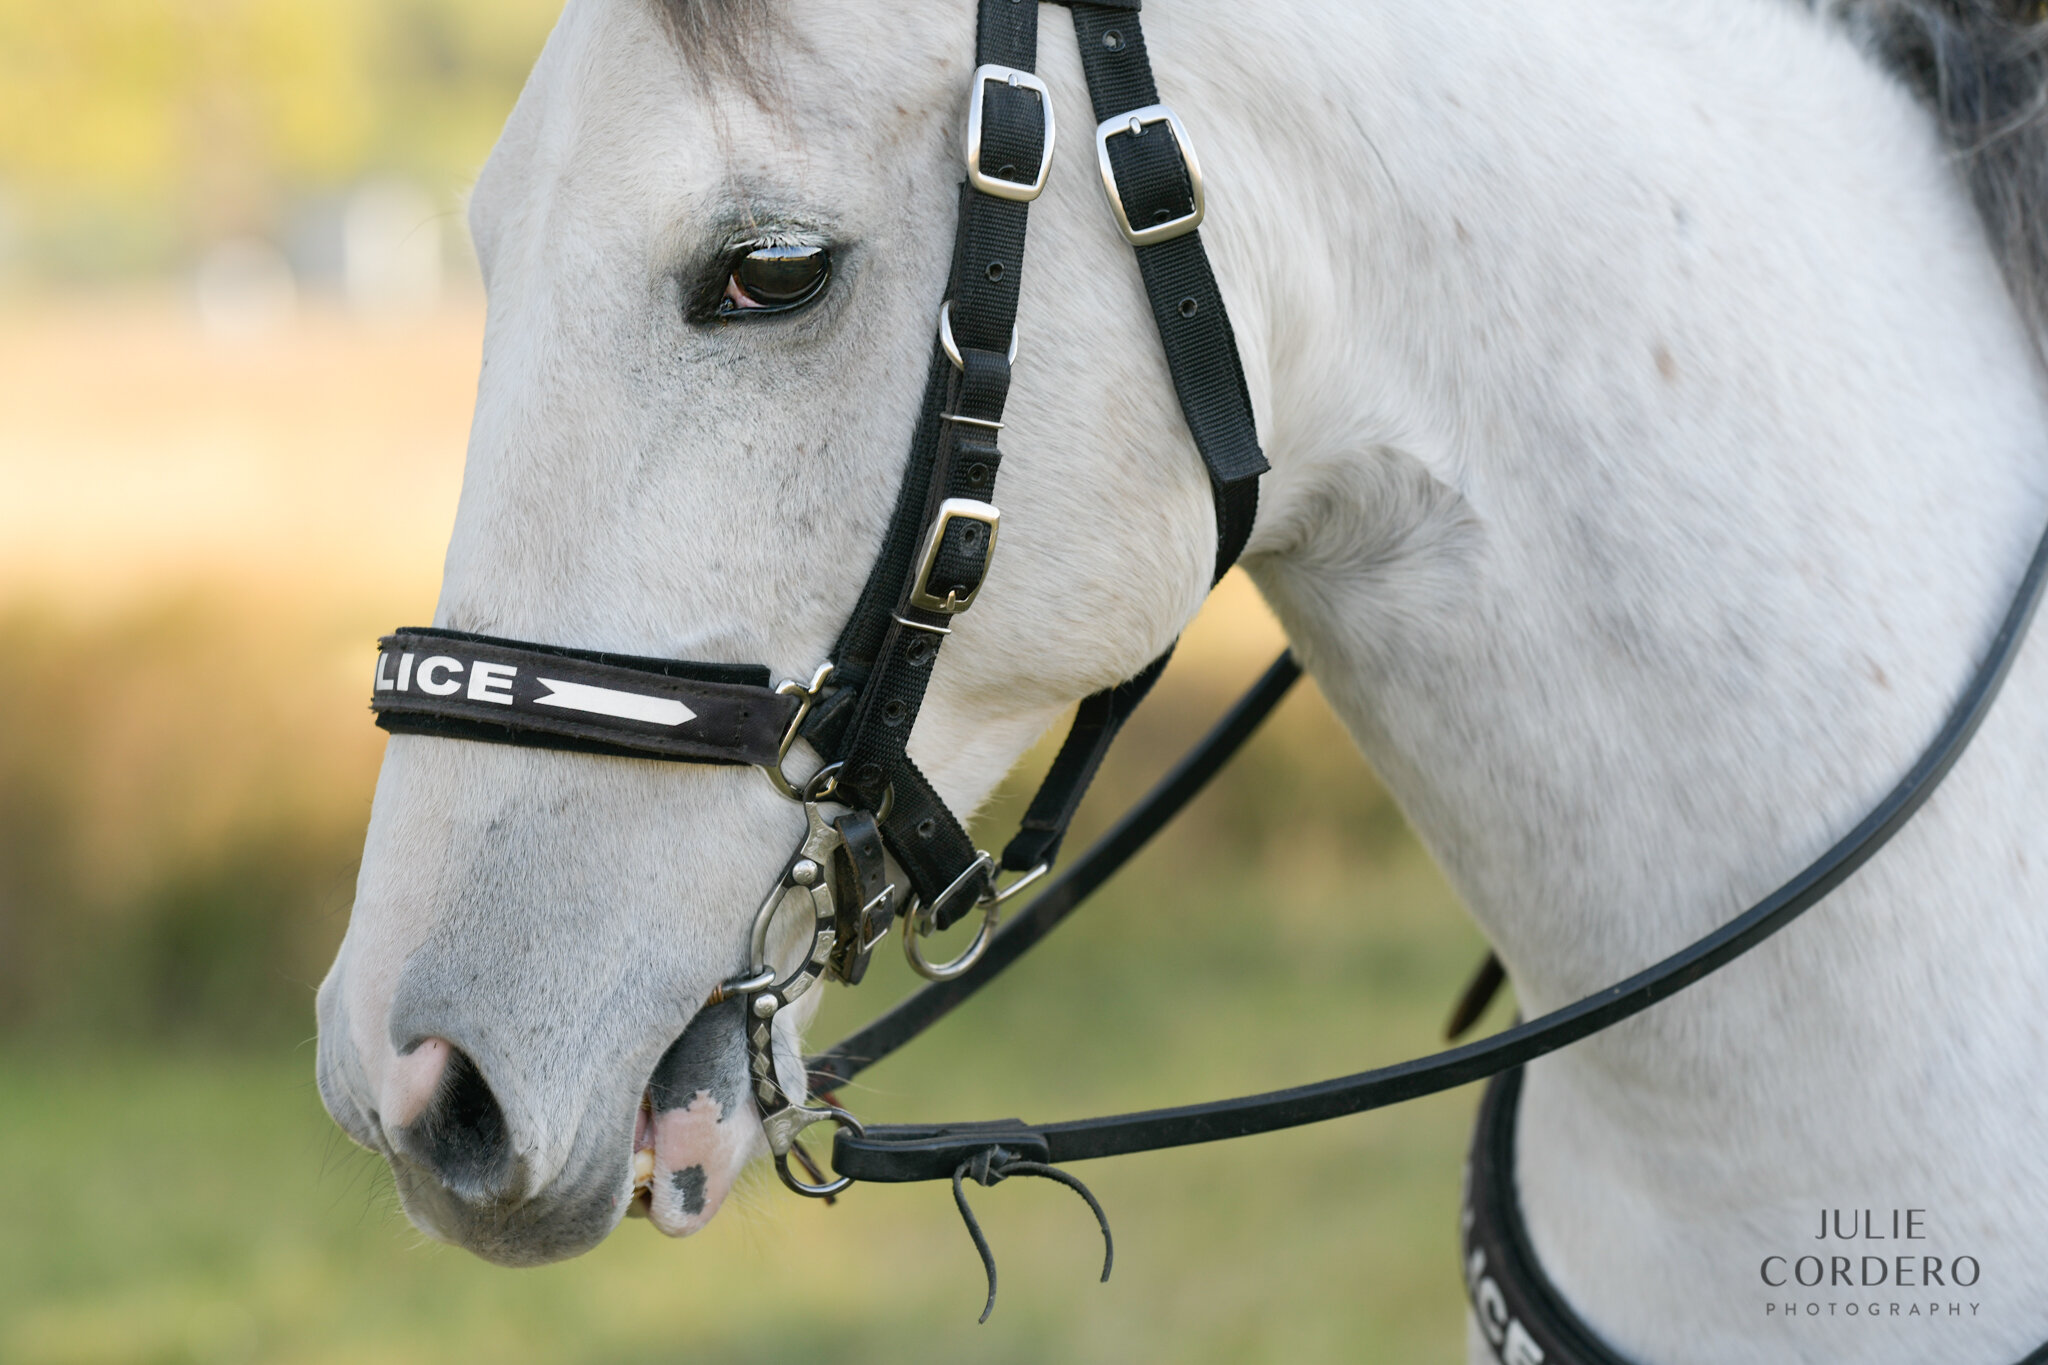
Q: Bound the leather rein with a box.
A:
[367,0,2048,1338]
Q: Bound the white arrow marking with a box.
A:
[533,678,696,728]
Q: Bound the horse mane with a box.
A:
[1827,1,2048,349]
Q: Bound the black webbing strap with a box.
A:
[1000,648,1174,873]
[370,627,795,767]
[1463,1067,2048,1364]
[1461,1067,1634,1365]
[831,513,2048,1180]
[809,650,1301,1092]
[820,0,1272,931]
[825,0,1049,927]
[1065,2,1267,580]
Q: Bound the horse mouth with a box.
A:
[623,1066,762,1236]
[626,1090,658,1218]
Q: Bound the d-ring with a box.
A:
[939,301,1019,371]
[903,852,1002,981]
[770,1106,866,1198]
[804,761,895,820]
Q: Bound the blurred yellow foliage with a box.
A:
[0,0,562,276]
[0,299,1409,1040]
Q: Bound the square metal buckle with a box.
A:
[1094,103,1206,246]
[965,65,1055,203]
[907,498,1001,615]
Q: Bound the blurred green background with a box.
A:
[0,3,1494,1361]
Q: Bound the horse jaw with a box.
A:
[316,0,1215,1266]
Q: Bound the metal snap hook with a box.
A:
[760,663,836,802]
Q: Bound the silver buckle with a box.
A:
[907,498,1000,615]
[1094,103,1206,246]
[965,64,1055,202]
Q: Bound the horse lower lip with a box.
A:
[631,1088,656,1189]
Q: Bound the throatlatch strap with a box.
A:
[1000,648,1173,872]
[1065,2,1267,580]
[371,628,795,767]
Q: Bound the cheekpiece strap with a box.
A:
[370,627,797,768]
[1064,0,1268,580]
[821,0,1272,926]
[822,0,1051,923]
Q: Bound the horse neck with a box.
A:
[1218,0,2048,1352]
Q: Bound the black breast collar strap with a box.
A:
[1463,1066,2048,1365]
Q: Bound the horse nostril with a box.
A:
[392,1045,517,1203]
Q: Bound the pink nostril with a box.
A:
[383,1037,452,1129]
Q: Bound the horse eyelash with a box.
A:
[683,231,832,324]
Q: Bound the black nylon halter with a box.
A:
[363,0,2048,1341]
[373,0,1264,937]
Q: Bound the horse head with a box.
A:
[315,0,1234,1264]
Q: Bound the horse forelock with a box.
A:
[650,0,782,100]
[1825,0,2048,352]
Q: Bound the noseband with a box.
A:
[368,0,2048,1348]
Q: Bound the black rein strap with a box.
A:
[830,513,2048,1179]
[807,649,1303,1091]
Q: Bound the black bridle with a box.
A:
[368,0,2048,1341]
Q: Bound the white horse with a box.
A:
[316,0,2048,1358]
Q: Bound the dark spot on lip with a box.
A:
[671,1165,708,1217]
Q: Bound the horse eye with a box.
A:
[718,245,830,317]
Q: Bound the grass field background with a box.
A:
[4,6,1498,1357]
[0,300,1496,1363]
